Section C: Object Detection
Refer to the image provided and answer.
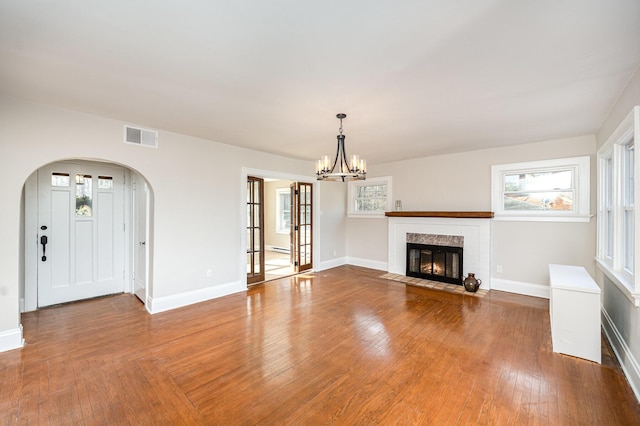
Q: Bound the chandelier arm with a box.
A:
[339,136,351,173]
[328,136,342,174]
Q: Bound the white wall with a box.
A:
[316,181,348,269]
[0,95,346,351]
[595,67,640,399]
[347,135,597,294]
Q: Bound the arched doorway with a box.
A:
[22,159,153,311]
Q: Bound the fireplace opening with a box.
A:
[406,243,463,285]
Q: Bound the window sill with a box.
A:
[595,257,640,307]
[493,214,592,223]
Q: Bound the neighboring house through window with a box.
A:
[276,187,291,234]
[348,176,392,217]
[491,156,590,222]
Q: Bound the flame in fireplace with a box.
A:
[406,243,463,285]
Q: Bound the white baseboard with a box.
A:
[491,278,550,299]
[147,281,245,314]
[602,308,640,403]
[346,257,388,271]
[0,325,24,353]
[316,257,347,271]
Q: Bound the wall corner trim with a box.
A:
[147,281,245,314]
[491,278,550,299]
[346,257,388,271]
[317,257,347,272]
[0,325,24,353]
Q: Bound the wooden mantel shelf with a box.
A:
[385,211,494,219]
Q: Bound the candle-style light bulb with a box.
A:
[350,155,360,172]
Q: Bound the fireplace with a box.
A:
[406,243,463,285]
[388,217,490,291]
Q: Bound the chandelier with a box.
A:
[315,113,366,181]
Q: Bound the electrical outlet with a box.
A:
[333,250,337,256]
[497,265,503,273]
[206,269,212,278]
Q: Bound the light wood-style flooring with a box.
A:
[263,250,295,283]
[2,265,639,424]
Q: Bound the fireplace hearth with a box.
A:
[406,243,463,285]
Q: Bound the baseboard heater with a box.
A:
[271,246,290,254]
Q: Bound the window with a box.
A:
[491,156,590,222]
[602,156,613,261]
[276,188,291,234]
[98,176,114,190]
[51,172,70,187]
[348,176,392,217]
[623,144,634,273]
[597,106,638,302]
[75,174,92,217]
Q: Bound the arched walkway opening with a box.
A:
[20,158,154,313]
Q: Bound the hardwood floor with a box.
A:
[2,265,639,424]
[263,250,295,283]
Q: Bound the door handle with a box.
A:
[40,235,48,261]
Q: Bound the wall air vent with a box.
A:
[124,125,158,148]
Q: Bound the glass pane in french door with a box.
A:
[247,177,265,284]
[295,183,312,272]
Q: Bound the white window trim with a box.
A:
[491,156,591,222]
[598,151,614,269]
[275,187,290,234]
[622,143,634,274]
[347,176,392,218]
[596,106,640,307]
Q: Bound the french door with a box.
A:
[247,176,265,284]
[290,182,313,272]
[37,162,125,307]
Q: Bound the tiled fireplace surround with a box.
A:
[388,216,491,290]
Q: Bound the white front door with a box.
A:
[132,174,147,302]
[37,162,126,307]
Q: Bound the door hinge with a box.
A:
[295,189,299,195]
[294,261,299,266]
[123,270,125,279]
[123,223,126,232]
[294,226,299,231]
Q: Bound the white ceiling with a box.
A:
[1,1,639,164]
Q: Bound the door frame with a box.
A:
[240,168,319,288]
[132,172,151,306]
[23,160,152,312]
